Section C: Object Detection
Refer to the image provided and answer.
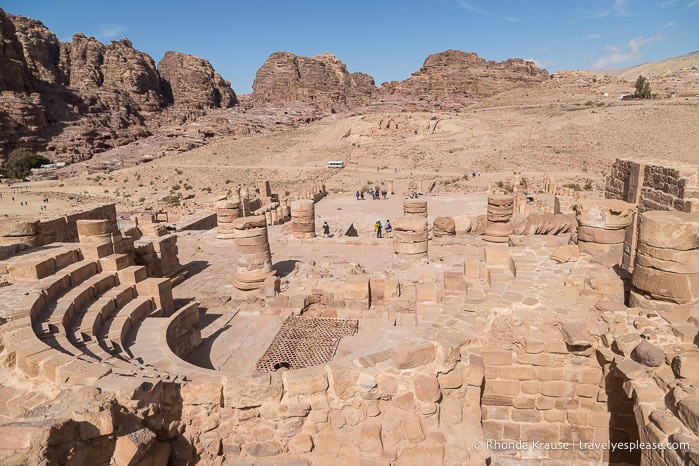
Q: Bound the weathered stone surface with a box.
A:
[631,340,665,367]
[433,217,455,237]
[632,263,699,304]
[638,210,699,251]
[577,225,626,244]
[550,244,579,263]
[560,321,591,348]
[393,344,436,369]
[574,199,636,229]
[112,428,156,466]
[672,353,699,380]
[393,216,428,233]
[413,374,441,403]
[224,374,282,408]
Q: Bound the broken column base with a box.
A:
[629,289,696,318]
[234,270,277,291]
[578,241,623,267]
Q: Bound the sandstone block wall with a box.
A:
[40,204,118,245]
[480,333,636,464]
[606,159,699,271]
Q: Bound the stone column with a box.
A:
[77,219,116,244]
[403,199,427,218]
[233,216,275,290]
[393,216,428,270]
[484,195,514,243]
[630,211,699,311]
[0,218,42,248]
[573,199,635,266]
[216,197,241,240]
[291,200,315,239]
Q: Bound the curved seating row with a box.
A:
[1,242,214,387]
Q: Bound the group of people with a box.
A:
[373,219,392,238]
[355,189,389,201]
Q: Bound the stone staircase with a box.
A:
[0,241,202,386]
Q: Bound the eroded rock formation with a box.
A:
[158,51,237,109]
[380,49,549,107]
[0,8,238,162]
[251,51,376,112]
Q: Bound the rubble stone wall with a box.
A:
[606,159,699,213]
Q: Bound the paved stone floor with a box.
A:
[173,192,607,376]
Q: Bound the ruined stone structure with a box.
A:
[4,161,699,465]
[392,216,428,270]
[290,200,316,239]
[483,195,514,243]
[630,210,699,310]
[606,158,699,272]
[403,198,427,218]
[232,215,275,290]
[573,198,636,267]
[215,196,242,239]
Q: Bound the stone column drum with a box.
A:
[291,200,315,239]
[631,211,699,309]
[0,218,42,248]
[216,197,241,239]
[393,216,428,270]
[484,195,514,243]
[233,216,275,290]
[403,199,427,217]
[573,199,635,266]
[77,219,116,243]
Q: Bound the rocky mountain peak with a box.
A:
[158,51,237,109]
[251,51,376,112]
[381,50,549,108]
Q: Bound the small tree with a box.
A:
[634,75,651,99]
[3,150,51,179]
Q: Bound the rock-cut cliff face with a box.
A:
[251,51,376,112]
[158,51,237,109]
[0,8,238,162]
[380,49,549,107]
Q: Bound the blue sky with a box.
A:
[3,0,697,94]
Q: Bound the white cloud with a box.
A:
[576,33,603,40]
[686,0,699,9]
[663,21,677,27]
[659,0,679,6]
[525,58,555,68]
[591,33,665,68]
[458,1,519,21]
[613,0,633,16]
[96,24,127,40]
[458,1,485,14]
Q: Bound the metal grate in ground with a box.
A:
[255,316,358,373]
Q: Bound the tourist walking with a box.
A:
[385,220,392,238]
[374,220,383,238]
[322,221,330,238]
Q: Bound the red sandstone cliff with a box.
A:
[380,49,549,107]
[251,51,377,113]
[0,8,238,162]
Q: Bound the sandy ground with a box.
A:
[0,188,72,218]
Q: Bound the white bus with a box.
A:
[326,161,345,169]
